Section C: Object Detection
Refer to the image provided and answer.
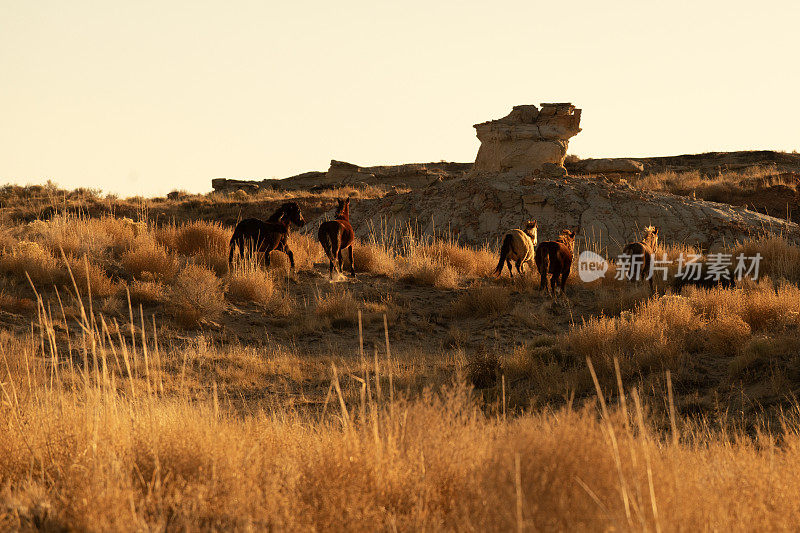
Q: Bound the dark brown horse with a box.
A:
[318,198,355,279]
[228,202,306,268]
[621,226,658,291]
[534,228,578,296]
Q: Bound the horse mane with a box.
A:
[267,202,298,223]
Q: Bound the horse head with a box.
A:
[642,226,659,249]
[558,227,578,251]
[282,202,306,227]
[524,220,538,241]
[335,198,350,221]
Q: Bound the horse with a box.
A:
[534,228,578,296]
[493,220,538,277]
[621,226,659,291]
[228,202,306,268]
[318,198,356,280]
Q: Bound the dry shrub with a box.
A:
[419,240,496,278]
[25,214,136,259]
[169,265,225,327]
[128,280,167,305]
[704,314,751,354]
[315,289,359,326]
[568,282,800,380]
[687,279,800,332]
[352,240,396,276]
[450,285,511,318]
[155,220,232,277]
[121,236,178,281]
[64,256,118,298]
[172,220,231,257]
[0,292,36,314]
[568,296,699,378]
[226,264,275,305]
[288,233,323,271]
[0,225,18,252]
[0,241,62,286]
[733,234,800,284]
[400,254,459,289]
[729,334,800,380]
[265,250,292,277]
[466,351,500,389]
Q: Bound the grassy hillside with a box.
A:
[0,183,799,529]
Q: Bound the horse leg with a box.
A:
[559,270,569,294]
[285,247,295,270]
[506,259,513,278]
[348,246,355,277]
[515,260,522,275]
[337,250,344,274]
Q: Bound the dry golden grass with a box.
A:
[418,240,497,278]
[288,232,325,271]
[631,165,787,199]
[128,279,167,305]
[226,262,275,305]
[352,240,397,276]
[733,234,800,284]
[450,284,511,318]
[5,345,800,531]
[314,288,360,326]
[64,255,119,298]
[0,241,63,286]
[168,265,225,327]
[121,236,178,281]
[399,253,460,289]
[2,187,800,530]
[170,220,231,256]
[565,281,800,380]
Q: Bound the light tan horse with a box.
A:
[493,220,538,277]
[622,225,659,290]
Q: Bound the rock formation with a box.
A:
[211,161,470,194]
[472,103,582,174]
[336,171,799,255]
[574,158,644,174]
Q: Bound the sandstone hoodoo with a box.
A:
[472,103,582,175]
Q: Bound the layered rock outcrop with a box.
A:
[472,103,582,174]
[211,161,470,194]
[336,171,798,255]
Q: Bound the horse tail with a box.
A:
[539,249,550,280]
[494,234,513,276]
[228,231,238,265]
[319,225,335,261]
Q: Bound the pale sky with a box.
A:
[1,1,798,196]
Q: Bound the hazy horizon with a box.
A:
[2,1,798,196]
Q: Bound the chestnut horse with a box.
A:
[318,198,355,279]
[621,225,658,291]
[228,202,306,268]
[534,228,578,296]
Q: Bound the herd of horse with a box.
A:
[228,199,356,280]
[228,199,660,295]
